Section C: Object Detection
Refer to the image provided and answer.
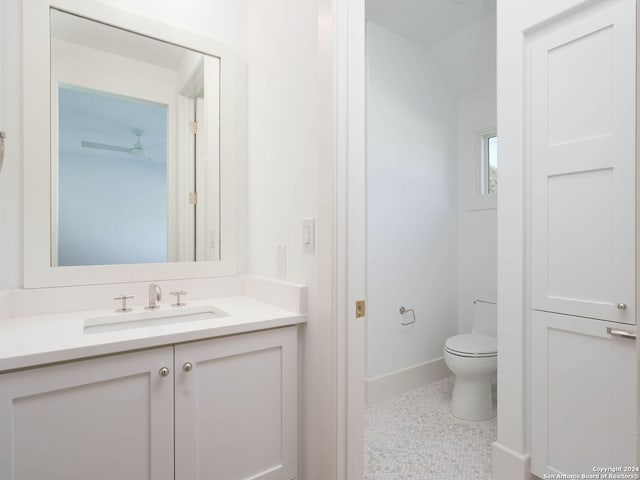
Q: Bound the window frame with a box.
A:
[481,131,498,196]
[467,127,498,211]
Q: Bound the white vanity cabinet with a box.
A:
[0,326,298,480]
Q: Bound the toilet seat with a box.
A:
[445,333,497,358]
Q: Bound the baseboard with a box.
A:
[365,357,452,404]
[492,442,534,480]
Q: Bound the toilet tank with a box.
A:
[471,295,497,337]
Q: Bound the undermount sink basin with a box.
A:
[84,305,228,334]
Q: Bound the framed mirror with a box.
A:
[23,0,239,287]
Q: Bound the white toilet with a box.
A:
[443,296,497,420]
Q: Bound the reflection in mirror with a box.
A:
[57,86,168,266]
[50,9,221,267]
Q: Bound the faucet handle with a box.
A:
[114,295,134,313]
[170,290,187,307]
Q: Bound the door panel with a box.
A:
[546,168,614,303]
[0,347,174,480]
[531,310,637,476]
[175,327,297,480]
[531,0,636,323]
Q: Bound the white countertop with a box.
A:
[0,296,306,372]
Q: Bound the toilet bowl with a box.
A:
[443,297,497,420]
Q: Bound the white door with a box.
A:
[339,0,367,478]
[531,310,637,476]
[174,327,298,480]
[172,55,220,263]
[0,347,174,480]
[195,55,221,262]
[531,0,636,324]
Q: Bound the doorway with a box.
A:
[359,0,498,477]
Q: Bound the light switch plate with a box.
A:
[302,217,315,253]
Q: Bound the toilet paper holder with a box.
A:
[399,306,416,326]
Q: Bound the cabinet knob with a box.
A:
[617,303,628,311]
[159,367,170,377]
[183,362,193,373]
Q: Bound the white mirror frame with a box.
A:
[23,0,238,288]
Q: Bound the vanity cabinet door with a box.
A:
[0,347,174,480]
[531,311,637,476]
[174,326,298,480]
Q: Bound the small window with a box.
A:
[481,133,498,195]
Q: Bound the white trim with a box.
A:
[365,358,451,405]
[491,442,534,480]
[636,0,640,464]
[23,0,239,288]
[173,54,204,263]
[174,95,196,262]
[346,0,366,475]
[336,0,366,479]
[335,0,349,476]
[496,0,529,460]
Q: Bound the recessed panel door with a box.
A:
[0,347,174,480]
[531,310,636,476]
[175,326,298,480]
[531,0,636,323]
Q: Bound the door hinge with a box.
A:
[189,192,198,205]
[190,121,198,134]
[356,300,366,318]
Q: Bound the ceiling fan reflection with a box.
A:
[80,128,163,161]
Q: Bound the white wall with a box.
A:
[246,0,318,284]
[457,86,497,334]
[429,13,497,97]
[245,1,337,478]
[366,23,458,379]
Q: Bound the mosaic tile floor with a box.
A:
[365,377,496,480]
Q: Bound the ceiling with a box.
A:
[366,0,496,95]
[366,0,495,50]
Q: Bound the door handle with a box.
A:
[606,327,636,340]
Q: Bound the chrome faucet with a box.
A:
[145,283,162,310]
